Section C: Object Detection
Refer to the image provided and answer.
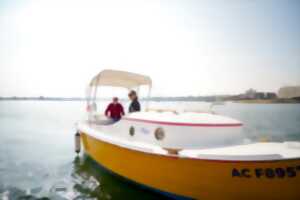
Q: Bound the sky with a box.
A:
[0,0,300,97]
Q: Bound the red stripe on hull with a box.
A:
[122,117,243,127]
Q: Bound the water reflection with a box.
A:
[71,154,165,200]
[1,154,165,200]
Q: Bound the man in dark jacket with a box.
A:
[128,90,140,113]
[105,97,124,121]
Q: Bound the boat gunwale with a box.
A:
[122,117,243,127]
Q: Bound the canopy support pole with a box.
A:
[145,85,152,110]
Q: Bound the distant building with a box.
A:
[278,86,300,99]
[245,88,257,99]
[242,89,277,100]
[255,92,265,99]
[265,92,277,99]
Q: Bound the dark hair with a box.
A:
[128,90,137,97]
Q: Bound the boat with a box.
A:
[76,69,300,200]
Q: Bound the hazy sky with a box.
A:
[1,0,300,97]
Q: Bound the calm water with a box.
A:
[0,101,300,199]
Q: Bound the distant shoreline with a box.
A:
[0,97,300,104]
[0,97,86,101]
[233,99,300,104]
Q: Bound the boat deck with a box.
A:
[181,142,300,161]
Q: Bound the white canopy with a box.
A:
[89,69,152,89]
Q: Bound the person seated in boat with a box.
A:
[128,90,141,113]
[105,97,125,121]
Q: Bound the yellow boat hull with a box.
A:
[81,132,300,200]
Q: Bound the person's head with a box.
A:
[128,90,138,100]
[112,97,118,104]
